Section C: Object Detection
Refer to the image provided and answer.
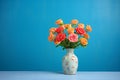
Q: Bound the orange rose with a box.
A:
[48,32,55,42]
[83,33,89,39]
[80,38,88,46]
[56,19,63,25]
[86,25,92,32]
[49,27,56,33]
[67,27,74,34]
[54,39,60,45]
[64,24,71,29]
[78,23,84,28]
[71,19,78,24]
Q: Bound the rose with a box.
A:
[80,38,88,46]
[55,33,66,42]
[68,33,78,42]
[54,39,60,45]
[78,23,84,28]
[49,27,56,33]
[55,26,64,33]
[71,19,78,24]
[56,19,63,25]
[67,27,74,34]
[75,27,86,36]
[86,25,92,32]
[83,33,89,39]
[64,24,71,29]
[48,32,55,41]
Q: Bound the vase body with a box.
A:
[62,49,78,75]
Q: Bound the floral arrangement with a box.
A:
[48,19,92,50]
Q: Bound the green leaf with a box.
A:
[72,24,77,28]
[56,44,60,47]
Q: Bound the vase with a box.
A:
[62,48,78,75]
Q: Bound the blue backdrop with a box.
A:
[0,0,120,71]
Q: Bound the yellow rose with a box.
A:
[78,23,84,28]
[86,25,92,32]
[48,32,55,42]
[56,19,63,25]
[64,24,71,29]
[80,38,88,46]
[67,27,74,34]
[83,33,89,39]
[71,19,78,24]
[49,27,56,33]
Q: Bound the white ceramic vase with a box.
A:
[62,49,78,75]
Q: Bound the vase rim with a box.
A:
[66,48,74,49]
[66,48,74,50]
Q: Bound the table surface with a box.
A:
[0,71,120,80]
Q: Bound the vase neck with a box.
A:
[66,49,74,54]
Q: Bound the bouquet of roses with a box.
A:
[48,19,92,50]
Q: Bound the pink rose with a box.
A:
[68,33,78,42]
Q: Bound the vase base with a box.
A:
[63,72,76,75]
[64,73,76,75]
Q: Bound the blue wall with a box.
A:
[0,0,120,71]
